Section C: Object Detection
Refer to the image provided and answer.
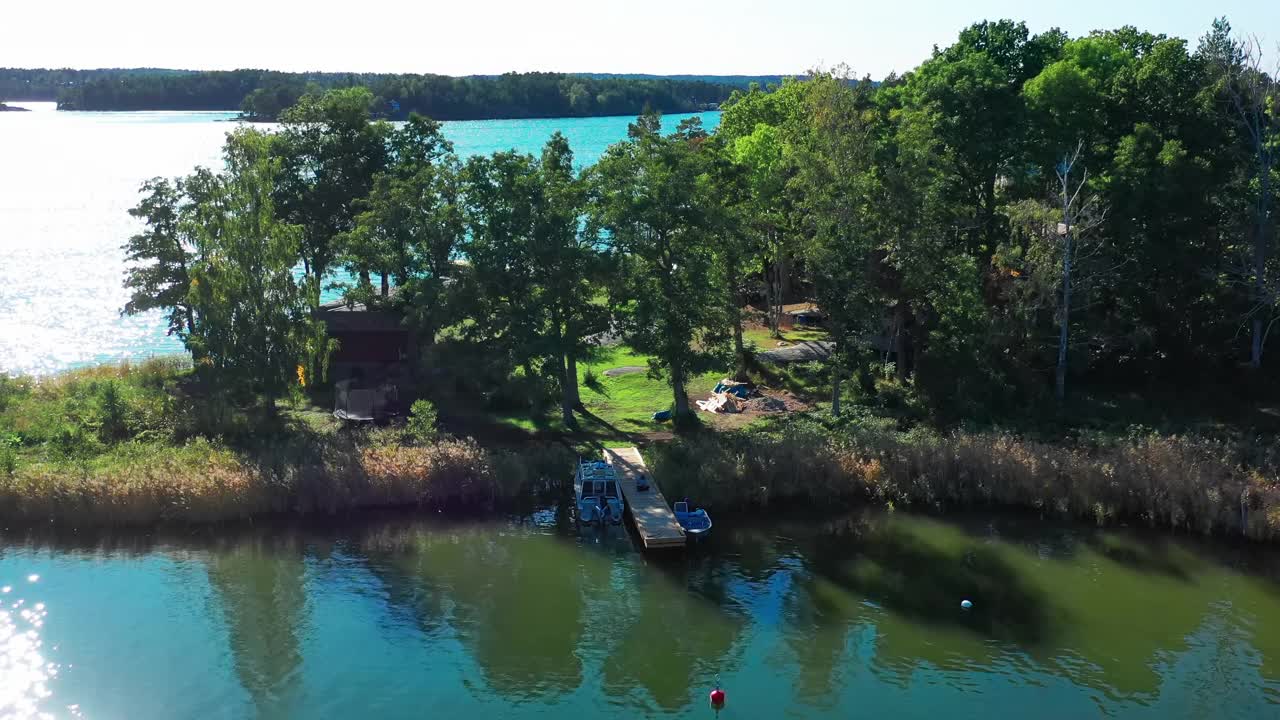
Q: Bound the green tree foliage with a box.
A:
[590,114,730,418]
[345,113,464,314]
[186,128,329,402]
[462,134,606,425]
[272,87,391,299]
[123,178,196,337]
[116,16,1280,429]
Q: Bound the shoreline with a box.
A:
[2,361,1277,540]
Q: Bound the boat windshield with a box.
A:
[674,502,689,513]
[581,480,596,497]
[604,481,618,498]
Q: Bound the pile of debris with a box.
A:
[695,379,751,414]
[695,379,799,415]
[742,395,789,413]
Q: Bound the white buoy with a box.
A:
[960,599,973,610]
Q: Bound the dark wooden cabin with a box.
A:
[317,296,411,388]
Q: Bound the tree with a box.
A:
[898,20,1065,257]
[590,113,729,419]
[462,150,545,380]
[345,114,461,301]
[184,128,330,403]
[1214,32,1280,368]
[788,73,883,416]
[719,79,808,340]
[1051,144,1107,400]
[535,133,609,425]
[123,177,196,337]
[272,87,390,303]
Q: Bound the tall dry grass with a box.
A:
[654,421,1280,541]
[0,436,570,528]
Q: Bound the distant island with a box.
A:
[0,68,795,121]
[0,101,30,111]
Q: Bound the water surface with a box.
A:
[1,509,1277,719]
[0,107,720,376]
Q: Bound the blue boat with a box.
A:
[673,501,712,538]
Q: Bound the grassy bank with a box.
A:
[3,358,1278,540]
[654,415,1280,542]
[0,359,569,527]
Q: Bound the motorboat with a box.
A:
[673,501,712,537]
[574,459,624,526]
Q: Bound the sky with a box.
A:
[2,0,1278,78]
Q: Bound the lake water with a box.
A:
[0,104,720,377]
[1,508,1277,719]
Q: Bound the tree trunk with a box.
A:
[566,353,581,408]
[893,303,910,380]
[380,273,390,298]
[725,251,748,381]
[779,252,792,303]
[1056,230,1073,402]
[763,257,778,338]
[1251,155,1270,369]
[733,311,748,381]
[560,354,577,429]
[672,365,690,417]
[831,365,842,418]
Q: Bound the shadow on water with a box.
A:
[930,508,1201,584]
[799,513,1059,647]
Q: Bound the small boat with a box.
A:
[673,501,712,538]
[574,459,624,527]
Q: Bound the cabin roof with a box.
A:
[317,289,407,333]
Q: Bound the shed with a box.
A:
[317,294,411,388]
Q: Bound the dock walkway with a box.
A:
[604,447,685,550]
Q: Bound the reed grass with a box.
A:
[654,417,1280,541]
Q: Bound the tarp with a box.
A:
[713,379,751,398]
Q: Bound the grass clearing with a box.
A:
[743,325,829,350]
[492,343,726,442]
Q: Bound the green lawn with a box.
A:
[493,344,726,443]
[742,325,829,350]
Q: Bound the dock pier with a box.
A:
[604,447,686,550]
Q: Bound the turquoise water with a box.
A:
[1,509,1277,719]
[0,105,719,376]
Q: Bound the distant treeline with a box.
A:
[0,68,746,120]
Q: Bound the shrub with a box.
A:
[583,366,604,394]
[406,399,440,443]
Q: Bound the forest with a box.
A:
[2,19,1279,535]
[0,67,738,119]
[120,18,1279,420]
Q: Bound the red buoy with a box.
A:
[709,688,725,707]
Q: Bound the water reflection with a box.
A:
[1,507,1278,718]
[205,537,306,718]
[361,522,594,699]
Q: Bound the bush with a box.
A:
[0,443,14,476]
[583,366,604,394]
[405,399,440,443]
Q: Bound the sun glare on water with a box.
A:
[0,576,68,720]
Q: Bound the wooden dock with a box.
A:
[604,447,686,550]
